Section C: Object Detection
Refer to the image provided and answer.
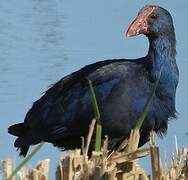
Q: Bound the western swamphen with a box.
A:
[8,5,179,156]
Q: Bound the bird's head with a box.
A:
[126,5,174,38]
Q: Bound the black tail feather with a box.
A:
[8,123,27,136]
[17,146,29,157]
[15,137,29,157]
[9,123,30,157]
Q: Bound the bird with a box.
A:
[8,5,179,157]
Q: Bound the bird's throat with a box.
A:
[146,34,177,82]
[149,34,176,65]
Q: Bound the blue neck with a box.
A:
[146,34,177,81]
[146,33,179,102]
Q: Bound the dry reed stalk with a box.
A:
[163,138,188,180]
[84,118,96,157]
[119,162,148,180]
[109,148,150,163]
[116,139,128,152]
[150,146,160,180]
[17,166,29,180]
[16,159,50,180]
[149,131,161,180]
[56,150,86,180]
[127,129,140,153]
[34,159,50,180]
[1,159,14,180]
[183,148,188,179]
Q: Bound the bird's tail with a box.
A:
[14,137,29,157]
[8,123,27,136]
[8,123,29,157]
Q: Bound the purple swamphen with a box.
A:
[8,5,179,156]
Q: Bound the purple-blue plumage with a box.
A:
[8,5,179,157]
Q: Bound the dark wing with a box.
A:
[28,59,148,142]
[24,58,144,127]
[10,58,149,156]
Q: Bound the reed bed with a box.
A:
[1,132,188,180]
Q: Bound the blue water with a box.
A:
[0,0,188,178]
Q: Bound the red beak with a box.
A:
[126,16,148,37]
[126,5,157,37]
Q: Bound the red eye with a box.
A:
[150,14,158,19]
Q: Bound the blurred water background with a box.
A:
[0,0,187,178]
